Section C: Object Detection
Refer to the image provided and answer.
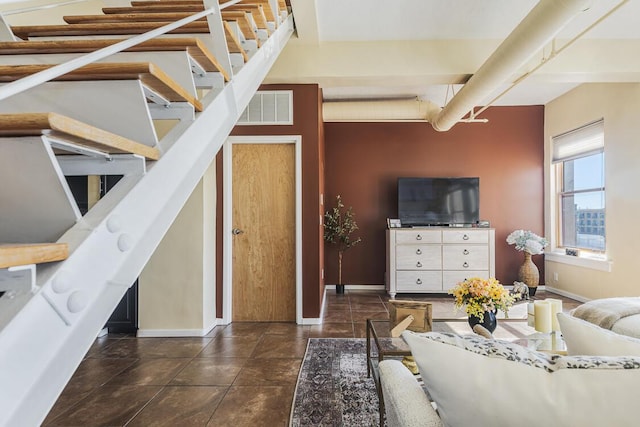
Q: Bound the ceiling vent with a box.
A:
[237,90,293,125]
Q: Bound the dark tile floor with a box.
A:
[43,289,581,426]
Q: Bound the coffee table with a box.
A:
[366,319,412,427]
[514,331,567,354]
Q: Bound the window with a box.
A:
[553,119,605,253]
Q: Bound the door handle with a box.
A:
[232,228,244,235]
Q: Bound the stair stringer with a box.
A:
[0,15,293,427]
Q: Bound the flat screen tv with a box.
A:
[398,177,479,226]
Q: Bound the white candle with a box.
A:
[527,302,535,328]
[534,300,552,333]
[546,298,563,331]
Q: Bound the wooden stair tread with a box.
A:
[0,243,68,269]
[64,12,209,24]
[0,38,229,81]
[0,62,203,112]
[10,21,211,40]
[62,11,257,41]
[221,11,257,40]
[225,4,270,31]
[103,5,205,14]
[130,0,280,23]
[102,3,273,31]
[223,21,248,60]
[0,112,161,160]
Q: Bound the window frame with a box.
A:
[555,153,606,254]
[552,119,606,256]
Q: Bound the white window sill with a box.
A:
[545,251,612,272]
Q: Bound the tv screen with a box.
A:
[398,177,479,226]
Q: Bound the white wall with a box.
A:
[138,160,217,336]
[544,83,640,299]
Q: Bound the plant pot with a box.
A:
[335,284,345,294]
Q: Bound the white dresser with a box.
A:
[385,228,495,297]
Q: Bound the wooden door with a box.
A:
[232,143,296,321]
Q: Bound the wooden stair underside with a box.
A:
[0,243,68,269]
[0,112,160,160]
[0,62,203,112]
[10,22,247,62]
[0,38,230,81]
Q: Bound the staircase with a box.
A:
[0,1,293,425]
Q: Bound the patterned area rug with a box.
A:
[290,338,380,427]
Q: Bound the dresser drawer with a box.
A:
[443,270,490,291]
[442,245,488,270]
[396,271,442,291]
[395,229,442,244]
[396,245,441,270]
[442,229,488,244]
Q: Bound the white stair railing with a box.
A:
[0,1,294,425]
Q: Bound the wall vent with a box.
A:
[237,90,293,125]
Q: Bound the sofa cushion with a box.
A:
[557,312,640,356]
[403,331,640,427]
[611,314,640,339]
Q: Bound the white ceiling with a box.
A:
[266,0,640,107]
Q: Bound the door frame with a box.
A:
[222,135,303,324]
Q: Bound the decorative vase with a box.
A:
[468,310,497,333]
[518,252,539,296]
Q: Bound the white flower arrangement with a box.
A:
[506,230,548,255]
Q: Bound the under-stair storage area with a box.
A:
[0,1,293,425]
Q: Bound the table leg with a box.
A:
[366,319,371,377]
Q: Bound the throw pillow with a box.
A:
[403,331,640,427]
[557,312,640,356]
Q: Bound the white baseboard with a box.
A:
[299,317,322,325]
[137,319,218,337]
[544,285,590,302]
[324,284,385,291]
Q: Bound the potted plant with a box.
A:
[506,230,548,296]
[324,195,362,294]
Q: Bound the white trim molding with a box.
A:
[545,251,612,272]
[137,319,218,337]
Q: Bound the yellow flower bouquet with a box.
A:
[449,277,515,321]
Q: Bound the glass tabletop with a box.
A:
[368,319,412,355]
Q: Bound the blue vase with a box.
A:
[468,310,497,333]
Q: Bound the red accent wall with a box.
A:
[216,84,324,318]
[323,106,545,288]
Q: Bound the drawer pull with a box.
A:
[416,248,422,255]
[463,234,470,240]
[416,261,423,268]
[463,262,469,268]
[463,249,469,255]
[416,234,422,241]
[416,278,422,285]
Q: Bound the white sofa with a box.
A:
[379,327,640,427]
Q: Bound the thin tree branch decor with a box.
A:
[324,195,362,287]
